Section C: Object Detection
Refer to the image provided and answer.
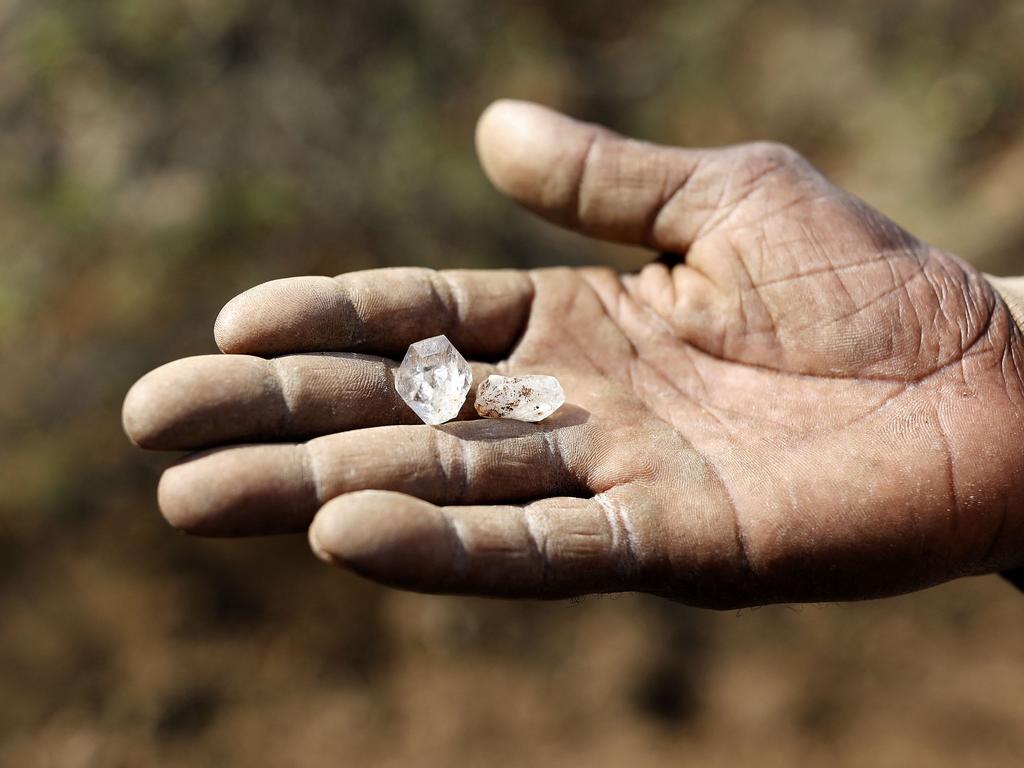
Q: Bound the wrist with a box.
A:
[983,273,1024,591]
[985,274,1024,330]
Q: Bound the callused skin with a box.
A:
[122,100,1024,607]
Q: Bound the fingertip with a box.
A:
[157,456,210,533]
[122,376,155,449]
[214,276,349,355]
[308,491,394,565]
[475,99,559,193]
[157,445,315,536]
[475,99,597,219]
[309,491,456,588]
[307,520,335,564]
[122,359,192,449]
[213,282,286,354]
[122,356,278,450]
[213,292,246,353]
[475,99,549,151]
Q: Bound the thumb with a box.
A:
[475,99,718,253]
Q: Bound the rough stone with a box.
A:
[395,335,472,425]
[474,374,565,422]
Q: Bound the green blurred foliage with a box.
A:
[3,1,1024,765]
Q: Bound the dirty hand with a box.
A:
[123,100,1024,607]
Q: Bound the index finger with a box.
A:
[214,267,534,359]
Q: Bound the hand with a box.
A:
[123,100,1024,607]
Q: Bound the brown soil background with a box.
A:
[3,2,1024,765]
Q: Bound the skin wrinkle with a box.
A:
[603,268,761,443]
[702,401,808,438]
[933,403,962,574]
[499,270,537,363]
[664,263,679,308]
[572,132,602,231]
[807,225,861,320]
[698,146,806,238]
[684,324,955,385]
[641,340,740,441]
[684,154,743,246]
[379,358,408,423]
[827,384,910,434]
[962,268,997,350]
[925,259,960,355]
[555,275,624,382]
[700,452,757,596]
[627,282,678,341]
[731,234,777,341]
[539,428,570,495]
[268,357,299,433]
[747,247,887,289]
[427,269,460,338]
[432,430,470,504]
[788,261,926,335]
[614,496,642,581]
[677,343,712,401]
[958,295,1000,384]
[579,271,696,437]
[328,274,368,348]
[646,152,700,248]
[904,281,926,364]
[594,491,641,583]
[745,188,836,228]
[302,442,325,506]
[596,492,623,579]
[436,506,468,587]
[692,185,737,245]
[287,353,410,432]
[521,505,549,592]
[455,435,473,504]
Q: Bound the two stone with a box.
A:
[394,335,564,426]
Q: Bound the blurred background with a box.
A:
[3,0,1024,765]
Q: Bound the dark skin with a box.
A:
[123,100,1024,607]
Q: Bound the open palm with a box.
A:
[123,100,1024,606]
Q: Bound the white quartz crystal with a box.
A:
[474,374,565,422]
[395,335,472,425]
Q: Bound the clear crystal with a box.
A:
[474,374,565,422]
[395,335,472,425]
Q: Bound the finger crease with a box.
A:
[540,428,573,493]
[522,506,549,593]
[574,133,602,229]
[437,506,468,583]
[456,438,473,500]
[434,432,471,503]
[328,277,367,347]
[647,155,700,250]
[302,443,325,505]
[594,492,639,581]
[428,270,462,335]
[502,270,538,363]
[267,358,297,431]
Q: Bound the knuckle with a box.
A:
[744,140,803,167]
[732,141,808,192]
